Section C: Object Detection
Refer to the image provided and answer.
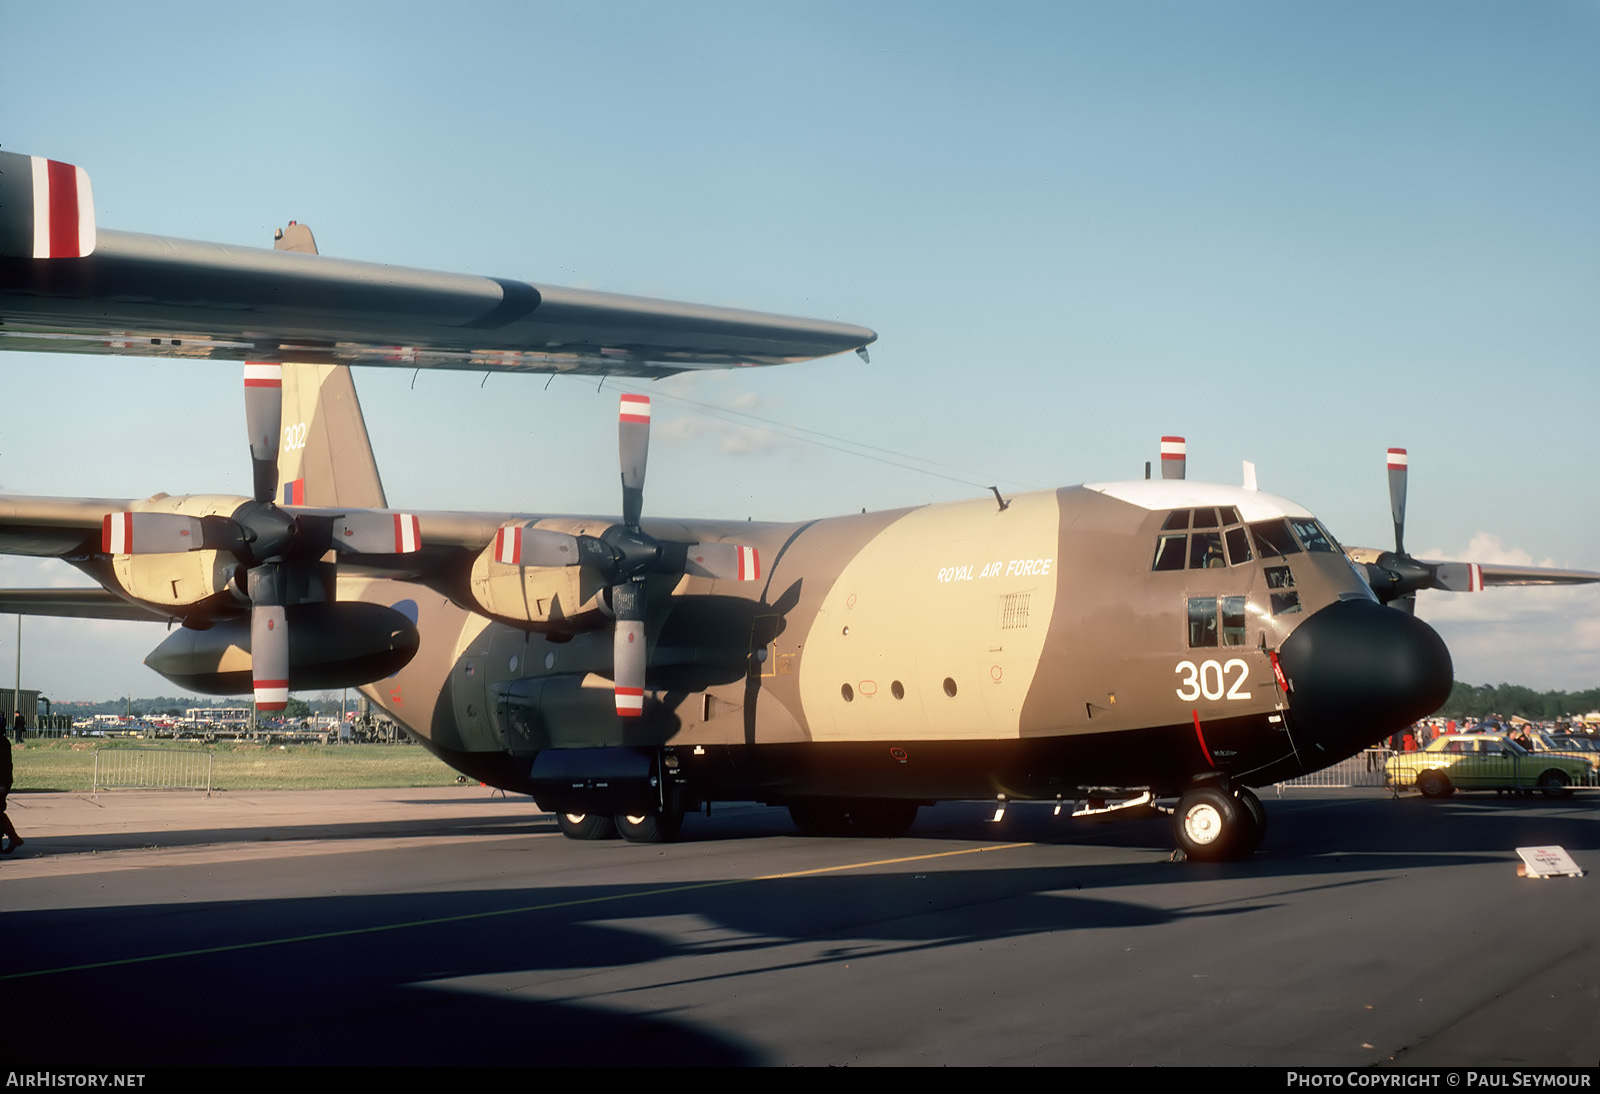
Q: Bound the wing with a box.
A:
[0,152,876,377]
[0,588,172,622]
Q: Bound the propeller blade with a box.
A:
[244,362,283,505]
[101,512,204,554]
[1387,447,1408,555]
[333,512,421,554]
[612,579,646,717]
[1431,562,1482,593]
[492,525,583,567]
[250,603,290,712]
[619,393,650,529]
[1160,436,1186,481]
[685,542,761,581]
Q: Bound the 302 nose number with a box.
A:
[1174,658,1252,702]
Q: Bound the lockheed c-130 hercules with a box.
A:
[2,151,1596,861]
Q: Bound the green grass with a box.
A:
[9,738,464,793]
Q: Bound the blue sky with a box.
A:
[1,1,1597,701]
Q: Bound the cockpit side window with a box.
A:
[1152,534,1187,571]
[1162,510,1190,531]
[1187,597,1219,647]
[1289,518,1335,553]
[1187,595,1248,648]
[1224,526,1253,565]
[1250,520,1301,557]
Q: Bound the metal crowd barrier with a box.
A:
[1274,748,1394,793]
[93,747,213,796]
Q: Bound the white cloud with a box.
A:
[1413,533,1600,690]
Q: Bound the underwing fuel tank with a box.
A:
[144,602,420,694]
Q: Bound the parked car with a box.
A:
[1385,734,1591,798]
[1525,732,1600,782]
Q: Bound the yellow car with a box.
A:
[1385,734,1591,798]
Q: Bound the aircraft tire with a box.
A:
[1172,786,1250,862]
[557,812,618,840]
[1236,787,1267,853]
[1537,770,1573,800]
[1416,771,1453,799]
[615,808,683,844]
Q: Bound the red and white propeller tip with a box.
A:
[1160,436,1186,481]
[5,154,96,259]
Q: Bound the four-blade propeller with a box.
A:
[101,362,421,710]
[488,394,762,717]
[1355,446,1600,609]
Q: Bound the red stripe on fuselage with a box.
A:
[1191,709,1216,768]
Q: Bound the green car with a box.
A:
[1385,734,1591,799]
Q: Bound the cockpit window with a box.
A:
[1188,532,1225,569]
[1192,507,1219,529]
[1250,520,1301,557]
[1224,526,1252,565]
[1152,534,1186,571]
[1187,597,1218,647]
[1187,595,1248,648]
[1289,518,1336,553]
[1162,511,1190,531]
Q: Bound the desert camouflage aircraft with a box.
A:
[2,154,1596,860]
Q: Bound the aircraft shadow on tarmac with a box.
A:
[5,793,1594,1066]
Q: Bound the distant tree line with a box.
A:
[1439,682,1600,721]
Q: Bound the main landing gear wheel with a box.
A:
[557,813,617,840]
[615,807,684,844]
[1416,770,1453,799]
[1172,786,1263,862]
[789,799,920,838]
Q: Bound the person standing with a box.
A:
[1,725,21,854]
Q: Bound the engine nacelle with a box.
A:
[108,494,250,610]
[144,602,420,695]
[468,517,610,631]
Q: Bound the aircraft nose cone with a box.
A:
[1277,598,1453,757]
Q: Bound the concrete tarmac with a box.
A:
[2,785,1597,1067]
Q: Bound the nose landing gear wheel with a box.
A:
[1172,786,1263,861]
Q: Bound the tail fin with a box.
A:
[271,223,388,509]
